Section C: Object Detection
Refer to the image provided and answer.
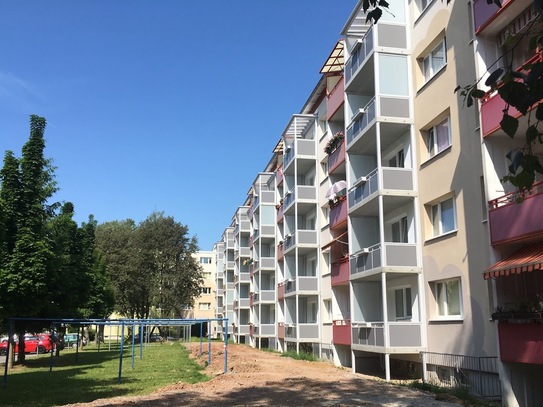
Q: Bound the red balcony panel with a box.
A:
[326,76,344,121]
[330,197,348,230]
[333,320,351,346]
[498,323,543,364]
[473,0,510,33]
[276,204,284,223]
[276,165,283,185]
[277,243,284,261]
[277,283,285,300]
[331,258,350,286]
[481,92,521,137]
[277,322,285,339]
[489,182,543,245]
[328,140,345,175]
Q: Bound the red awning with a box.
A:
[483,243,543,279]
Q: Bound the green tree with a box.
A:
[0,115,57,362]
[96,212,202,321]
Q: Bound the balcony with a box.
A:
[488,181,543,245]
[327,76,345,120]
[345,26,374,85]
[498,322,543,364]
[351,322,423,350]
[481,92,521,138]
[277,322,285,339]
[285,325,297,339]
[298,323,319,340]
[284,138,316,169]
[284,230,318,253]
[276,164,283,185]
[333,320,351,346]
[277,282,285,300]
[259,324,275,336]
[284,276,319,295]
[327,139,346,175]
[473,0,530,35]
[277,243,284,261]
[350,243,419,278]
[331,258,350,286]
[346,98,376,146]
[330,197,348,229]
[348,167,414,213]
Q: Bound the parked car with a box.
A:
[0,333,53,355]
[62,333,86,348]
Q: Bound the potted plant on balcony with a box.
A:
[324,131,345,155]
[492,294,543,323]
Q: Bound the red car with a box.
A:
[0,334,54,355]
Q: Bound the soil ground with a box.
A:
[64,342,468,407]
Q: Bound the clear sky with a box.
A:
[0,1,357,251]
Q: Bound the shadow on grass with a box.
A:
[1,349,158,407]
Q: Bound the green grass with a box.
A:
[1,342,211,407]
[280,350,318,362]
[407,381,499,406]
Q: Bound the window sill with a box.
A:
[429,316,463,323]
[425,229,458,244]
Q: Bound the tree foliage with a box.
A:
[95,212,202,320]
[0,115,114,362]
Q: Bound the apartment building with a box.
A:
[474,0,543,404]
[183,251,216,336]
[210,0,543,404]
[233,206,252,343]
[213,241,225,339]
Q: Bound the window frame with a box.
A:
[430,196,457,238]
[422,39,447,83]
[432,278,463,320]
[426,117,451,159]
[394,286,413,320]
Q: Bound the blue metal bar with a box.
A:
[131,323,135,369]
[118,322,125,383]
[139,323,143,359]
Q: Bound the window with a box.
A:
[392,216,408,243]
[200,287,211,295]
[422,40,446,82]
[431,197,456,236]
[426,117,450,158]
[389,149,405,168]
[323,299,332,323]
[198,302,211,310]
[395,287,412,319]
[434,278,462,317]
[200,257,212,264]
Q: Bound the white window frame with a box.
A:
[433,278,463,320]
[426,117,451,159]
[198,302,211,311]
[391,215,409,243]
[430,196,457,237]
[422,39,447,82]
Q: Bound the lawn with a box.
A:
[1,342,211,407]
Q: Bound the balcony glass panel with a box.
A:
[346,98,376,146]
[331,259,350,285]
[348,169,379,209]
[330,198,348,229]
[298,324,319,339]
[388,322,422,347]
[352,324,384,347]
[333,320,351,345]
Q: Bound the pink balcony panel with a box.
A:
[326,76,344,121]
[331,258,350,286]
[333,320,351,346]
[481,93,521,138]
[488,182,543,245]
[330,197,347,230]
[277,322,285,339]
[277,205,284,223]
[276,165,283,185]
[328,140,345,175]
[277,244,284,261]
[473,0,511,33]
[277,283,285,300]
[498,323,543,364]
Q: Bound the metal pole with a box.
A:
[118,322,125,384]
[224,319,228,374]
[131,323,135,369]
[75,325,80,362]
[49,325,55,372]
[139,323,143,360]
[199,322,203,357]
[208,321,211,367]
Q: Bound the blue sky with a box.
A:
[0,1,357,251]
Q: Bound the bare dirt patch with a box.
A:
[65,343,463,407]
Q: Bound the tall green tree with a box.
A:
[0,115,57,361]
[95,212,202,320]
